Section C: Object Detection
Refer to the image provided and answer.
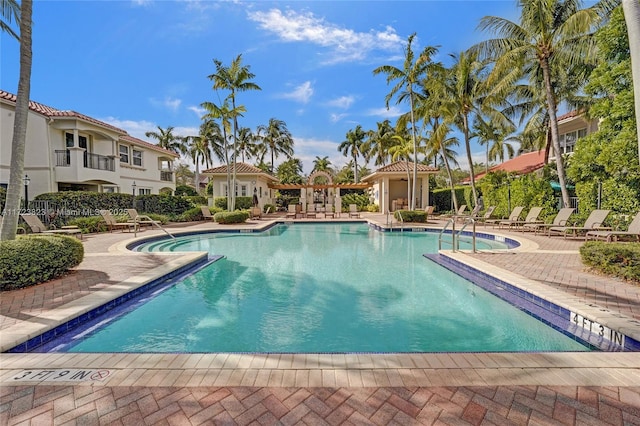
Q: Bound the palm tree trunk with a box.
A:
[622,0,640,166]
[541,58,571,207]
[1,0,32,241]
[462,113,478,207]
[409,91,418,210]
[194,160,200,195]
[353,152,358,183]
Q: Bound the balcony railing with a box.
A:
[160,171,173,182]
[54,150,114,171]
[86,152,115,171]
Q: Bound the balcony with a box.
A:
[55,150,115,171]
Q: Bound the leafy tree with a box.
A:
[256,118,294,173]
[145,126,186,156]
[276,158,304,184]
[312,156,333,174]
[473,114,515,172]
[621,0,640,164]
[365,120,396,167]
[338,125,367,183]
[373,33,438,209]
[568,6,640,214]
[236,126,257,163]
[1,0,32,241]
[174,163,194,186]
[475,0,605,208]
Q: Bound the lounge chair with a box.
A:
[324,204,335,219]
[201,206,215,221]
[522,207,574,235]
[305,204,317,219]
[586,212,640,242]
[449,204,467,217]
[126,209,160,227]
[486,206,524,228]
[498,206,543,230]
[475,206,497,225]
[348,204,360,218]
[456,204,480,222]
[20,213,81,238]
[99,210,138,233]
[285,204,297,219]
[548,209,611,239]
[424,205,435,220]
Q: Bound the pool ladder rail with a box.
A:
[438,217,477,253]
[133,217,176,240]
[386,211,404,233]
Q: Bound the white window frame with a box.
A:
[119,145,129,163]
[138,188,151,195]
[132,149,143,167]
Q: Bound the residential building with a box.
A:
[0,90,178,200]
[202,163,279,208]
[552,110,599,155]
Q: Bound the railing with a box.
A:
[85,152,115,171]
[438,218,456,251]
[456,218,477,253]
[133,217,175,240]
[438,217,477,252]
[160,171,173,182]
[55,150,70,166]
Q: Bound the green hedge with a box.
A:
[213,211,250,224]
[213,196,253,210]
[394,210,427,222]
[341,193,370,211]
[432,187,471,214]
[0,235,84,290]
[580,241,640,282]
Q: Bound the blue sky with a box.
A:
[1,0,520,175]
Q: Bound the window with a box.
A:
[65,133,74,148]
[102,186,118,193]
[119,145,129,163]
[133,149,143,167]
[138,188,151,195]
[240,185,247,197]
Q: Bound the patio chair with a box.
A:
[548,209,611,239]
[126,208,160,227]
[20,213,81,239]
[348,204,360,218]
[424,205,435,220]
[485,206,524,228]
[586,212,640,242]
[285,204,297,219]
[324,203,335,219]
[99,210,138,233]
[521,207,574,235]
[475,206,497,225]
[200,206,215,221]
[498,206,543,230]
[305,204,317,219]
[456,204,480,222]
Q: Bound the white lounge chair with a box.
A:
[498,206,543,230]
[522,207,574,235]
[586,212,640,242]
[20,214,81,238]
[549,209,611,239]
[126,209,160,227]
[348,204,360,218]
[486,206,524,228]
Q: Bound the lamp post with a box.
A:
[507,179,512,213]
[131,181,137,208]
[23,174,30,210]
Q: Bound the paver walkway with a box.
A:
[1,214,639,425]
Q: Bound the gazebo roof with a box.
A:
[361,161,439,182]
[202,163,279,182]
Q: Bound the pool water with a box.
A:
[65,224,587,353]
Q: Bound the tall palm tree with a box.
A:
[236,126,257,164]
[338,125,367,183]
[621,0,640,165]
[475,0,604,207]
[0,0,20,40]
[144,126,186,156]
[365,120,396,167]
[473,115,515,171]
[186,119,222,195]
[312,156,333,173]
[208,54,261,210]
[256,118,294,173]
[1,0,31,241]
[373,33,439,210]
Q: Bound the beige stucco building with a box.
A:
[0,90,178,200]
[552,110,599,156]
[201,163,279,208]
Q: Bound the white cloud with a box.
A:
[279,81,314,104]
[188,105,206,118]
[365,105,403,118]
[330,113,348,123]
[326,95,355,109]
[100,117,198,142]
[149,96,182,112]
[247,8,404,64]
[288,136,344,175]
[131,0,151,6]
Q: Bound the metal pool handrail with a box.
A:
[133,217,176,240]
[456,217,477,253]
[438,217,477,252]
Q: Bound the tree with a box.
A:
[473,114,515,170]
[256,118,294,173]
[312,156,333,174]
[0,0,20,40]
[365,120,396,167]
[174,163,194,186]
[1,0,32,241]
[338,125,367,183]
[621,0,640,165]
[373,33,439,210]
[475,0,604,207]
[388,135,414,204]
[185,120,220,195]
[208,54,261,210]
[145,126,186,156]
[236,126,257,164]
[276,158,304,184]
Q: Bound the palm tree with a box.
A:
[338,125,367,183]
[1,0,31,241]
[236,127,257,164]
[208,54,261,210]
[312,156,333,173]
[256,118,294,173]
[473,115,515,171]
[621,0,640,165]
[0,0,20,40]
[186,119,222,195]
[365,120,396,167]
[373,33,438,210]
[475,0,604,207]
[144,126,186,156]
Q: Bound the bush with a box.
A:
[67,216,108,233]
[263,203,276,213]
[213,196,253,210]
[135,194,195,215]
[0,235,84,290]
[580,241,640,282]
[341,193,370,211]
[174,185,197,196]
[394,210,427,222]
[213,211,249,224]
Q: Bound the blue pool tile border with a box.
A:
[6,254,224,353]
[424,254,640,352]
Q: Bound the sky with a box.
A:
[1,0,521,175]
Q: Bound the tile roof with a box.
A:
[202,162,278,180]
[470,150,546,182]
[374,161,439,173]
[1,90,178,157]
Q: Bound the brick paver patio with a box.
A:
[1,214,639,425]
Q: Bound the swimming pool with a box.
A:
[41,223,589,353]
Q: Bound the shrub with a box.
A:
[213,196,253,210]
[135,194,195,215]
[213,211,249,224]
[394,210,427,222]
[366,204,380,213]
[263,203,276,213]
[0,235,84,290]
[67,216,108,233]
[342,193,370,211]
[580,241,640,282]
[174,185,197,196]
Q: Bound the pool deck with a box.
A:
[1,213,639,425]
